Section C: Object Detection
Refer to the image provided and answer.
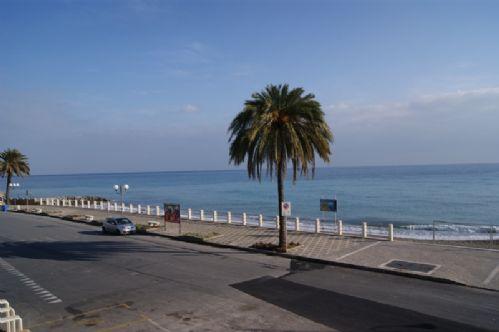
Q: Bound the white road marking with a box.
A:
[483,265,499,285]
[146,318,171,332]
[336,241,381,260]
[0,257,62,304]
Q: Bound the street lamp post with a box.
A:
[8,182,20,205]
[113,184,129,214]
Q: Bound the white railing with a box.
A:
[0,299,24,332]
[40,197,499,243]
[38,197,397,241]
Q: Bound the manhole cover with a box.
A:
[383,260,438,274]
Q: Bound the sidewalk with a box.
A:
[21,205,499,291]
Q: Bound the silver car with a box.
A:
[102,217,136,235]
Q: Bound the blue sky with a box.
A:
[1,0,499,174]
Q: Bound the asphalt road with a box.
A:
[0,212,498,332]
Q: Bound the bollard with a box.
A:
[62,199,65,207]
[75,200,78,207]
[200,209,204,221]
[295,217,300,231]
[388,224,394,241]
[156,206,160,216]
[213,210,218,222]
[56,199,60,206]
[40,198,44,205]
[137,204,141,214]
[146,205,151,215]
[188,208,192,220]
[362,222,368,238]
[276,216,280,229]
[100,201,104,210]
[87,201,91,209]
[81,199,85,207]
[107,202,111,211]
[129,204,133,213]
[337,219,343,236]
[93,201,97,209]
[242,212,247,225]
[121,203,125,212]
[315,218,321,233]
[227,211,232,223]
[258,214,263,227]
[113,202,117,211]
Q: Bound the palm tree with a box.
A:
[228,84,333,252]
[0,149,30,205]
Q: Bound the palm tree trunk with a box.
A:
[277,161,287,252]
[5,173,12,205]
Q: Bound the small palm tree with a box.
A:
[228,84,333,252]
[0,149,30,204]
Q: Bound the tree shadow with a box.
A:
[0,240,205,262]
[231,272,488,332]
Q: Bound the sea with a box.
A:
[4,163,499,239]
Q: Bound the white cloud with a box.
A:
[181,104,200,113]
[327,87,499,126]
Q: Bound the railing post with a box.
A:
[227,211,232,223]
[74,200,78,207]
[137,204,141,214]
[129,203,133,213]
[188,208,192,220]
[81,199,85,207]
[258,214,263,227]
[56,199,60,206]
[87,201,91,209]
[315,218,321,233]
[276,216,280,229]
[295,217,300,231]
[213,210,218,222]
[388,224,394,241]
[337,220,343,236]
[200,209,204,221]
[146,205,151,215]
[242,212,247,226]
[156,206,160,216]
[362,222,368,238]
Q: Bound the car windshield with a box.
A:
[116,218,132,225]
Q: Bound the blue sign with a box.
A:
[320,199,337,212]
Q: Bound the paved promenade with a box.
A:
[24,205,499,290]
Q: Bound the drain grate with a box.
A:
[383,260,438,274]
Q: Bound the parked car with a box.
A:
[102,217,136,235]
